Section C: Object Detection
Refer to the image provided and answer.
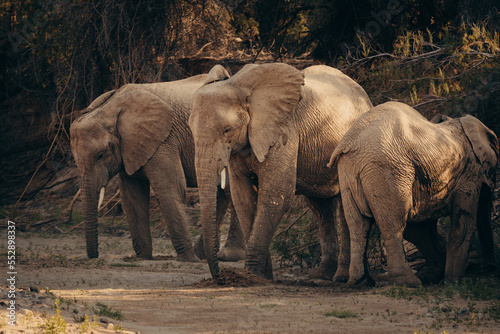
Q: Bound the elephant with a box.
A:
[189,63,373,280]
[328,101,499,286]
[70,75,245,262]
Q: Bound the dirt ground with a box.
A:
[1,231,500,334]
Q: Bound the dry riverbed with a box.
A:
[1,232,499,333]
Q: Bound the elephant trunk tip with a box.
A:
[87,250,99,259]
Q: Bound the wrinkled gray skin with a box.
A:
[70,75,245,261]
[329,102,499,287]
[189,63,373,280]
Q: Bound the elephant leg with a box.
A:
[476,186,496,272]
[305,196,349,281]
[119,173,153,259]
[218,203,246,262]
[194,232,205,260]
[403,220,445,284]
[334,197,350,282]
[144,145,198,262]
[227,160,258,244]
[245,168,296,279]
[366,173,420,286]
[444,189,479,282]
[341,186,374,287]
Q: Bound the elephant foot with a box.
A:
[346,274,375,288]
[218,245,246,262]
[246,262,273,280]
[481,262,497,274]
[416,264,444,285]
[176,250,200,263]
[309,262,337,280]
[333,264,350,283]
[246,267,273,280]
[332,274,349,283]
[384,272,422,287]
[134,248,153,260]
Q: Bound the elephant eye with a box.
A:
[96,151,105,160]
[223,127,231,135]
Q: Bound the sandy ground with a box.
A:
[1,231,499,334]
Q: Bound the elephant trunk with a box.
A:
[196,152,224,279]
[81,174,100,258]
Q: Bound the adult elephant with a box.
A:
[189,63,373,280]
[70,75,244,261]
[328,102,498,286]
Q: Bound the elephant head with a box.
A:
[70,89,173,258]
[459,115,499,273]
[459,115,499,189]
[189,63,304,278]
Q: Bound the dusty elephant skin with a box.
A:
[189,63,373,280]
[329,101,499,287]
[70,75,244,262]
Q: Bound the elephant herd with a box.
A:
[70,63,499,287]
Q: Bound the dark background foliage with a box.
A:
[0,0,498,207]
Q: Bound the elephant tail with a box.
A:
[327,143,352,169]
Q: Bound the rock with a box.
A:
[100,317,110,324]
[36,303,51,310]
[19,309,34,316]
[441,305,451,312]
[30,286,40,293]
[106,323,115,330]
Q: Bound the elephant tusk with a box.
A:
[221,167,227,190]
[98,187,106,209]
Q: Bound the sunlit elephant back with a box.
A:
[329,101,499,286]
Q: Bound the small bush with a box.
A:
[38,299,67,334]
[92,302,123,320]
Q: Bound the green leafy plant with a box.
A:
[78,314,100,333]
[37,299,67,334]
[92,302,123,320]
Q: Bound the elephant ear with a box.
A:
[459,115,499,186]
[204,65,230,85]
[85,90,117,113]
[230,63,304,162]
[116,90,173,175]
